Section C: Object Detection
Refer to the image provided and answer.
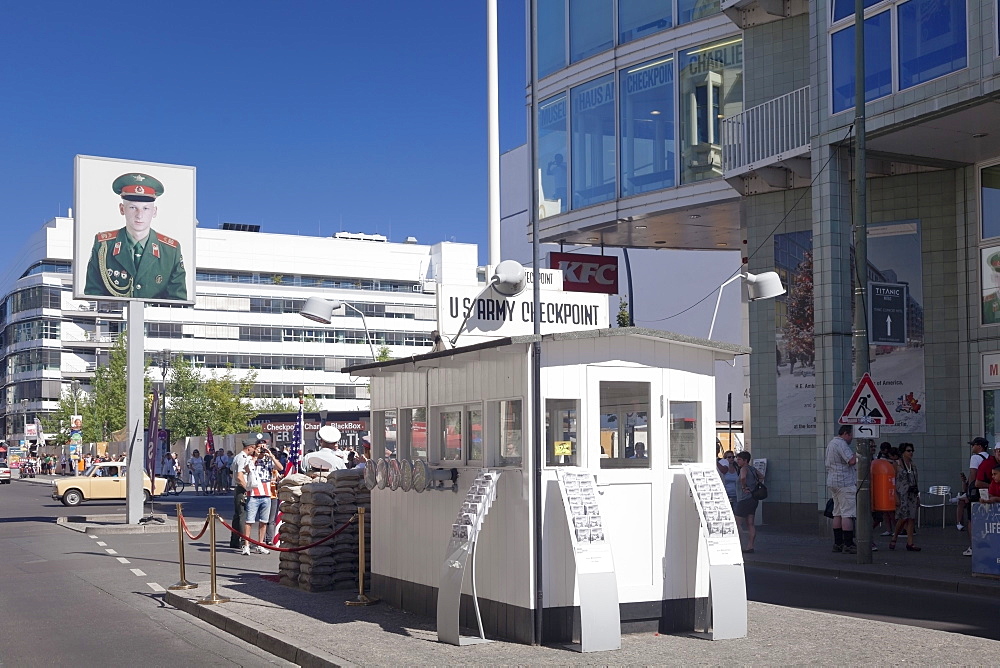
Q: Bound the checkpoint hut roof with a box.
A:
[344,327,750,377]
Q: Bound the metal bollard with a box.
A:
[345,507,378,606]
[197,508,230,605]
[169,502,198,590]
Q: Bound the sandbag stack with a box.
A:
[327,468,371,591]
[276,473,310,588]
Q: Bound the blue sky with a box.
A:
[0,1,526,256]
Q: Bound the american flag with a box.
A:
[273,400,303,546]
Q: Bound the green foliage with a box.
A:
[83,334,151,442]
[254,395,321,413]
[41,384,88,444]
[203,367,258,435]
[375,345,393,362]
[165,356,210,438]
[616,296,631,327]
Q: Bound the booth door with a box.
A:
[587,366,663,603]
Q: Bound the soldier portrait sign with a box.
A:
[74,155,196,304]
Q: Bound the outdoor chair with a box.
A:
[917,485,950,528]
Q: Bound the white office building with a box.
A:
[0,216,479,442]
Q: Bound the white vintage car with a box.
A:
[51,462,166,506]
[0,460,10,484]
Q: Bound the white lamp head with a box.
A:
[300,297,344,324]
[745,271,785,301]
[492,260,527,297]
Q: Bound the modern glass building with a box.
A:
[527,0,1000,527]
[0,217,478,444]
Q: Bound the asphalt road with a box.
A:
[0,478,292,667]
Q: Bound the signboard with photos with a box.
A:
[682,464,743,565]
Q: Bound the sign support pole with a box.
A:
[852,0,873,565]
[125,301,146,524]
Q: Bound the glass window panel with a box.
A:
[538,93,569,217]
[983,166,1000,240]
[497,399,523,467]
[832,0,886,22]
[620,57,675,196]
[546,399,579,466]
[407,408,427,460]
[569,0,613,64]
[571,75,616,208]
[678,0,720,25]
[440,408,463,462]
[897,0,966,90]
[536,0,567,78]
[599,381,650,469]
[830,11,892,113]
[981,245,1000,324]
[468,406,484,462]
[678,37,743,184]
[985,391,1000,447]
[618,0,671,45]
[669,401,700,464]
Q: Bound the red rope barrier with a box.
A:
[216,514,357,553]
[178,512,211,541]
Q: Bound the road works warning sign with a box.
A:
[839,373,895,426]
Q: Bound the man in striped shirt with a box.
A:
[826,425,858,554]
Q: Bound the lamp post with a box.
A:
[159,350,172,434]
[300,298,378,360]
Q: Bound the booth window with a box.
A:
[468,406,484,463]
[374,410,397,459]
[669,401,700,465]
[440,408,463,462]
[402,407,427,461]
[598,381,651,468]
[546,399,579,466]
[494,399,523,467]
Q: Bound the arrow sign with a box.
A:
[839,373,895,426]
[870,282,906,346]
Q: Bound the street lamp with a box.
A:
[159,349,172,431]
[708,270,785,339]
[300,298,378,360]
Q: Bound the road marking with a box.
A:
[105,549,117,555]
[96,541,107,546]
[89,535,98,539]
[131,568,146,577]
[147,583,165,592]
[116,557,130,564]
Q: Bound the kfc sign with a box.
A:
[550,252,618,294]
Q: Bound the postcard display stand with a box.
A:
[682,464,747,640]
[555,468,621,653]
[437,470,501,646]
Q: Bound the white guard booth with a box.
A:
[349,327,749,645]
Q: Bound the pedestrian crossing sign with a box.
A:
[839,373,895,426]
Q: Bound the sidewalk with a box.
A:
[744,522,1000,597]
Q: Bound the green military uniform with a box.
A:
[84,227,187,300]
[83,172,188,301]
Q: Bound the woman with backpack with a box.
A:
[734,451,764,554]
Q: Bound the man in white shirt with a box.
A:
[825,425,857,554]
[228,436,262,550]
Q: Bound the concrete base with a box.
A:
[57,513,175,534]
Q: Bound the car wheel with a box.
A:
[143,490,151,504]
[62,489,83,506]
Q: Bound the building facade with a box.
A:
[0,216,479,443]
[526,0,1000,522]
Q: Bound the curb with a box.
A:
[747,559,1000,599]
[164,590,357,668]
[56,514,177,534]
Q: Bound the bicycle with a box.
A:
[162,476,188,496]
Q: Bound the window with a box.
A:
[406,407,428,460]
[678,37,743,184]
[620,57,675,196]
[983,165,1000,240]
[440,408,463,462]
[468,406,484,462]
[494,399,523,467]
[669,401,700,464]
[546,399,579,466]
[375,410,398,457]
[598,381,650,468]
[570,0,614,64]
[619,0,672,44]
[897,0,967,90]
[678,0,719,24]
[538,93,569,218]
[985,392,1000,448]
[536,0,567,78]
[571,74,616,209]
[830,11,892,113]
[831,0,885,21]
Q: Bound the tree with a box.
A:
[375,345,393,362]
[616,296,631,327]
[83,334,151,442]
[203,368,258,434]
[254,395,321,413]
[41,384,88,444]
[782,251,815,369]
[165,356,210,439]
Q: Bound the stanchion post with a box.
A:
[345,507,378,606]
[169,502,198,590]
[197,507,230,605]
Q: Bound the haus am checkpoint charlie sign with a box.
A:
[437,268,610,344]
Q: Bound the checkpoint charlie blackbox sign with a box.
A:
[437,279,609,343]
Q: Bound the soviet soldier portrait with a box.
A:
[984,250,1000,325]
[84,172,188,300]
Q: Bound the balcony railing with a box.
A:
[722,86,811,179]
